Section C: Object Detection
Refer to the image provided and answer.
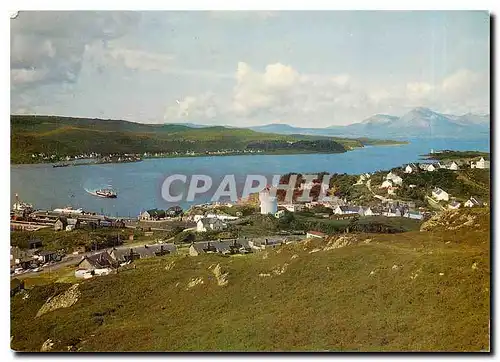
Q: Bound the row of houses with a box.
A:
[54,216,126,231]
[188,236,299,256]
[332,205,425,220]
[75,243,178,278]
[405,157,490,174]
[138,206,183,221]
[10,246,61,271]
[405,161,460,173]
[431,187,487,209]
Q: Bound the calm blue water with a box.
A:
[10,137,490,217]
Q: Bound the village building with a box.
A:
[75,251,116,278]
[189,241,234,256]
[360,207,378,216]
[65,218,80,231]
[471,157,490,169]
[110,244,177,263]
[37,250,58,263]
[166,205,183,217]
[281,204,305,212]
[274,210,286,219]
[382,208,403,217]
[28,239,43,249]
[205,213,239,221]
[334,205,359,215]
[448,200,461,210]
[306,231,327,239]
[420,163,437,172]
[248,238,285,250]
[448,161,459,171]
[464,197,486,208]
[380,180,393,189]
[432,187,449,201]
[196,218,227,232]
[403,210,424,220]
[404,163,418,174]
[386,172,403,186]
[54,217,68,231]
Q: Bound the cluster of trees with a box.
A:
[246,140,346,153]
[275,172,360,202]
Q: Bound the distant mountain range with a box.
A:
[247,108,490,139]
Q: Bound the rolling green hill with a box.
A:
[11,208,490,351]
[10,115,405,164]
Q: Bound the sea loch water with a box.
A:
[10,137,490,217]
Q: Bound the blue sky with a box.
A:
[10,11,490,127]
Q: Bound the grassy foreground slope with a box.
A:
[11,208,489,352]
[11,115,404,163]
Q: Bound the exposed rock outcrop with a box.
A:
[36,284,80,318]
[212,264,229,286]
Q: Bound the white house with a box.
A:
[380,180,393,189]
[449,161,459,171]
[382,208,403,217]
[404,164,418,174]
[432,187,449,201]
[205,213,239,221]
[386,172,403,186]
[448,200,461,210]
[334,206,359,215]
[403,210,423,220]
[196,218,227,232]
[139,210,152,220]
[420,163,437,172]
[473,157,490,169]
[281,204,304,212]
[360,207,378,216]
[274,210,286,219]
[464,197,485,208]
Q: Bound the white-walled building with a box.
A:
[196,218,227,232]
[471,157,490,169]
[432,187,449,201]
[380,180,393,189]
[259,187,278,215]
[386,172,403,186]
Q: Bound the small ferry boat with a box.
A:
[53,163,70,168]
[94,188,117,198]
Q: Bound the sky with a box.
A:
[10,11,490,127]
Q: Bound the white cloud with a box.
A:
[11,68,49,85]
[107,47,175,73]
[163,62,488,127]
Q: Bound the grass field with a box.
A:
[11,208,490,352]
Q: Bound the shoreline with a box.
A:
[10,141,409,167]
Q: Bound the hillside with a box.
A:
[10,115,399,164]
[249,108,490,139]
[11,208,490,352]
